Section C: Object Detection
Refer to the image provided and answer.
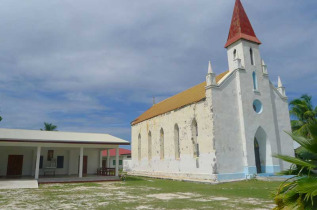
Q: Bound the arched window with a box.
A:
[252,71,258,90]
[233,49,237,60]
[192,119,199,158]
[160,128,164,160]
[174,124,180,159]
[138,134,141,161]
[250,48,254,65]
[148,131,152,161]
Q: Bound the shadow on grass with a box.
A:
[125,176,145,182]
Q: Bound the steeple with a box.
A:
[224,0,261,48]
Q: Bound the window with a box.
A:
[174,124,180,159]
[39,156,43,169]
[253,99,263,114]
[138,134,141,161]
[57,156,64,168]
[192,119,199,158]
[113,160,123,165]
[250,48,254,65]
[160,128,164,160]
[252,71,258,90]
[148,131,152,161]
[233,49,237,59]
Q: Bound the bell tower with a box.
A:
[225,0,262,72]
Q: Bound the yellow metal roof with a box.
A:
[132,71,229,125]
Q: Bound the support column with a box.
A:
[99,150,103,168]
[68,150,72,175]
[115,147,119,176]
[79,147,84,178]
[35,146,41,179]
[107,149,110,168]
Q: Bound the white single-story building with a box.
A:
[102,148,131,170]
[0,128,129,180]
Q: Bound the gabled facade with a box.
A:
[130,0,294,182]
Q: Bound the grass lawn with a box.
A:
[0,176,280,209]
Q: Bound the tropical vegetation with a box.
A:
[273,122,317,210]
[41,122,58,131]
[289,94,317,137]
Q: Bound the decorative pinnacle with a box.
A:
[262,59,265,66]
[208,61,213,74]
[278,76,283,88]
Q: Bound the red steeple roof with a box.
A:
[224,0,261,48]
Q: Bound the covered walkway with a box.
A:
[0,128,129,184]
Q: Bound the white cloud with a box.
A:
[0,0,316,139]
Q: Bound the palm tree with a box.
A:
[0,115,2,122]
[289,94,317,137]
[273,122,317,209]
[41,122,58,131]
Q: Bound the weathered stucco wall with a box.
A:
[131,98,216,180]
[270,86,294,170]
[212,71,245,175]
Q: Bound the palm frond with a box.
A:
[274,154,315,169]
[286,131,317,154]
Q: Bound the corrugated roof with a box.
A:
[0,128,130,145]
[132,71,229,125]
[102,148,131,157]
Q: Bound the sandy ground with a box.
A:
[0,182,275,210]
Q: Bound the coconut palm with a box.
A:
[289,94,317,137]
[273,122,317,209]
[0,115,2,122]
[41,122,58,131]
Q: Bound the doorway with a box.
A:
[254,138,261,173]
[7,155,23,176]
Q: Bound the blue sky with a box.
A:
[0,0,316,149]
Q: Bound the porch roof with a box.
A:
[0,128,130,145]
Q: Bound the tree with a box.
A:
[0,115,2,122]
[273,122,317,210]
[289,94,317,137]
[41,122,58,131]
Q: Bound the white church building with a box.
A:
[129,0,294,182]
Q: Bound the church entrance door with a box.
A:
[254,138,261,173]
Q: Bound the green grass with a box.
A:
[0,176,280,209]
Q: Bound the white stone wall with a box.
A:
[212,71,245,174]
[270,86,294,170]
[131,99,216,180]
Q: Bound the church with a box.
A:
[129,0,294,182]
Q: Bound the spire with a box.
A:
[278,76,283,88]
[208,61,213,73]
[277,76,286,97]
[206,61,216,87]
[224,0,261,48]
[261,59,268,75]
